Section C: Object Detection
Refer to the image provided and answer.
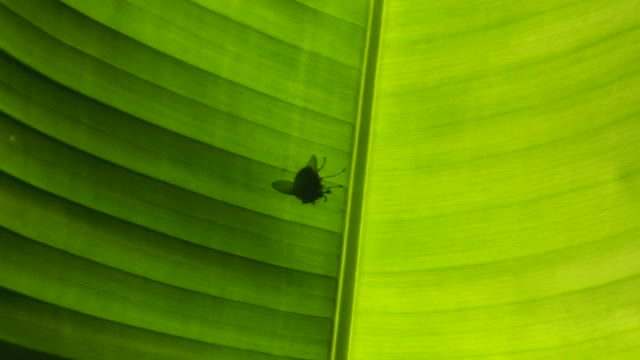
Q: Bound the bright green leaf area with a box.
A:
[350,0,640,359]
[1,0,639,359]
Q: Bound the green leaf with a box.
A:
[2,0,639,359]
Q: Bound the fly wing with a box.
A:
[306,155,318,171]
[272,180,295,195]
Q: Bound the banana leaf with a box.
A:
[1,0,638,359]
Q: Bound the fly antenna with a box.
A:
[317,157,327,171]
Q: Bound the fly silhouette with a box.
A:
[272,155,345,204]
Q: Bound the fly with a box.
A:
[272,155,345,204]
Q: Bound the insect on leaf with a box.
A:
[272,155,344,204]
